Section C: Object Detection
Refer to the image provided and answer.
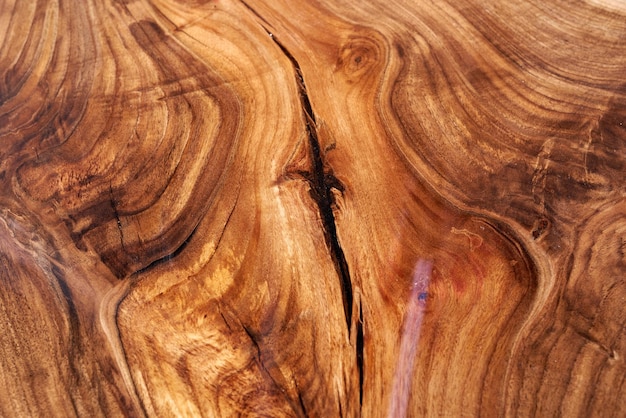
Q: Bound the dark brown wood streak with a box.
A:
[0,0,624,416]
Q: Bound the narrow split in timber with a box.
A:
[241,0,356,334]
[270,33,355,332]
[266,21,366,408]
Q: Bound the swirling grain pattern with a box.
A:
[0,0,624,416]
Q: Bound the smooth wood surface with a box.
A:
[1,0,625,416]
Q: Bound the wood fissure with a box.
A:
[356,301,364,408]
[134,224,198,276]
[267,28,355,332]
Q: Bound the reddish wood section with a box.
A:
[1,0,624,416]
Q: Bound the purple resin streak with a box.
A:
[388,259,433,417]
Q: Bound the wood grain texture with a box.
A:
[0,0,624,416]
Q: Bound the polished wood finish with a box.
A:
[1,0,625,416]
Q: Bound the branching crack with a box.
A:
[268,32,354,332]
[242,325,282,395]
[294,378,308,416]
[239,2,363,408]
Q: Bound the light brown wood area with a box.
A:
[1,0,625,416]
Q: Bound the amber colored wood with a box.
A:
[1,0,624,416]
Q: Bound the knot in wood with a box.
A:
[335,34,383,83]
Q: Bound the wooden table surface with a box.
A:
[1,0,625,416]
